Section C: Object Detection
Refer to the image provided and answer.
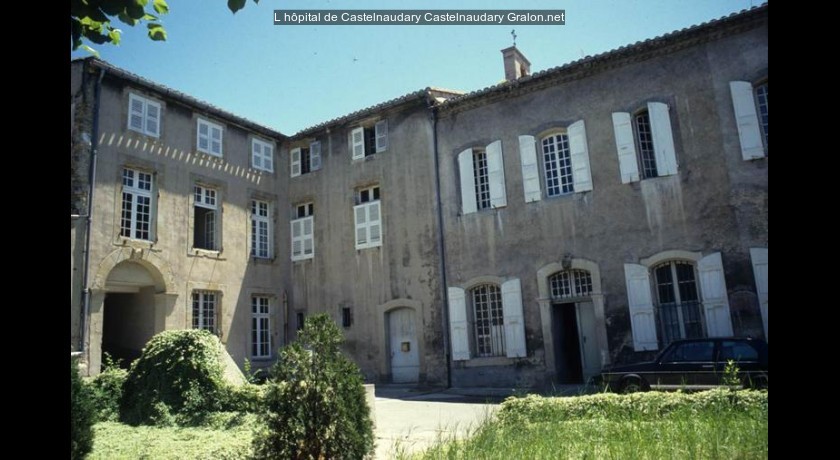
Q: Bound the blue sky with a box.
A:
[71,0,763,134]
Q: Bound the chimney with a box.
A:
[501,46,531,82]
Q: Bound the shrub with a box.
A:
[119,329,226,426]
[71,357,95,460]
[252,314,374,460]
[87,354,128,422]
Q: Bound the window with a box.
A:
[296,312,305,331]
[192,291,217,333]
[354,185,382,249]
[197,118,223,156]
[612,102,677,183]
[252,296,271,358]
[251,199,272,259]
[342,307,353,328]
[291,203,314,260]
[654,261,704,345]
[120,168,154,241]
[755,83,768,149]
[458,140,506,214]
[127,93,161,137]
[471,284,505,357]
[549,270,593,300]
[729,80,768,160]
[661,340,714,363]
[349,120,388,159]
[193,185,219,251]
[291,141,321,177]
[252,138,274,172]
[542,133,574,196]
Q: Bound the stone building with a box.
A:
[71,4,767,388]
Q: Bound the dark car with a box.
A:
[599,337,768,393]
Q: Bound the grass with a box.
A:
[405,389,768,459]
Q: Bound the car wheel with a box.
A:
[620,378,646,394]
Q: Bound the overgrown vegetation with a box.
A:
[252,314,375,460]
[71,357,96,460]
[410,389,768,459]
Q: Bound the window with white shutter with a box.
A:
[291,203,314,261]
[252,138,274,172]
[127,93,161,138]
[354,186,382,250]
[729,81,767,160]
[197,119,223,157]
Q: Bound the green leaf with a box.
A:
[153,0,169,15]
[147,24,167,41]
[228,0,247,14]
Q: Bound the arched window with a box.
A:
[470,284,505,357]
[653,261,704,344]
[541,132,574,196]
[549,269,592,300]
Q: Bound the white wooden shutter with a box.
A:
[518,135,542,203]
[750,248,768,341]
[729,81,765,160]
[698,252,734,337]
[353,204,367,248]
[310,141,322,171]
[375,120,388,152]
[367,202,382,247]
[624,263,659,351]
[458,149,477,214]
[290,148,301,177]
[447,287,470,361]
[612,112,640,183]
[128,95,144,132]
[648,102,678,176]
[486,140,507,208]
[146,101,160,137]
[291,219,302,259]
[501,278,527,358]
[568,120,593,192]
[350,127,365,160]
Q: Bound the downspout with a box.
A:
[428,96,452,388]
[79,63,106,354]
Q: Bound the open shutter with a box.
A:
[367,202,381,246]
[750,248,768,341]
[146,102,160,137]
[486,140,507,208]
[375,120,388,152]
[612,112,640,183]
[518,135,542,203]
[291,219,302,259]
[648,102,678,176]
[129,95,144,131]
[310,141,322,171]
[353,204,367,248]
[350,127,365,160]
[290,148,301,177]
[624,263,659,351]
[698,252,734,337]
[729,81,765,160]
[501,278,527,358]
[458,149,477,214]
[568,120,593,192]
[447,287,470,361]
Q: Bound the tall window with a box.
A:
[755,82,768,148]
[472,151,491,210]
[197,118,223,156]
[634,111,658,179]
[252,138,274,172]
[127,94,161,137]
[251,199,271,259]
[542,133,574,196]
[549,269,592,300]
[654,261,704,345]
[252,296,271,358]
[192,291,217,333]
[291,203,314,260]
[354,185,382,249]
[193,185,218,251]
[471,284,505,357]
[120,168,154,240]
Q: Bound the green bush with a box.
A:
[71,357,95,460]
[119,329,226,426]
[86,354,128,422]
[252,314,374,460]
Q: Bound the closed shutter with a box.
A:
[350,127,365,160]
[486,140,507,208]
[375,120,388,152]
[518,135,542,202]
[568,120,593,192]
[750,248,768,341]
[129,95,144,131]
[698,252,734,337]
[458,149,477,214]
[290,148,301,177]
[501,278,527,358]
[612,112,640,183]
[729,81,765,160]
[447,287,470,361]
[310,141,322,171]
[624,263,659,351]
[146,101,160,137]
[648,102,678,176]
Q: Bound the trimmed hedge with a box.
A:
[71,358,95,460]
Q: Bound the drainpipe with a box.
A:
[79,62,105,355]
[428,95,452,388]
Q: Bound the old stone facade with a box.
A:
[71,5,767,388]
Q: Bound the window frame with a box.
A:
[252,138,275,172]
[127,93,161,138]
[120,167,155,241]
[250,199,272,259]
[196,118,224,157]
[251,295,271,359]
